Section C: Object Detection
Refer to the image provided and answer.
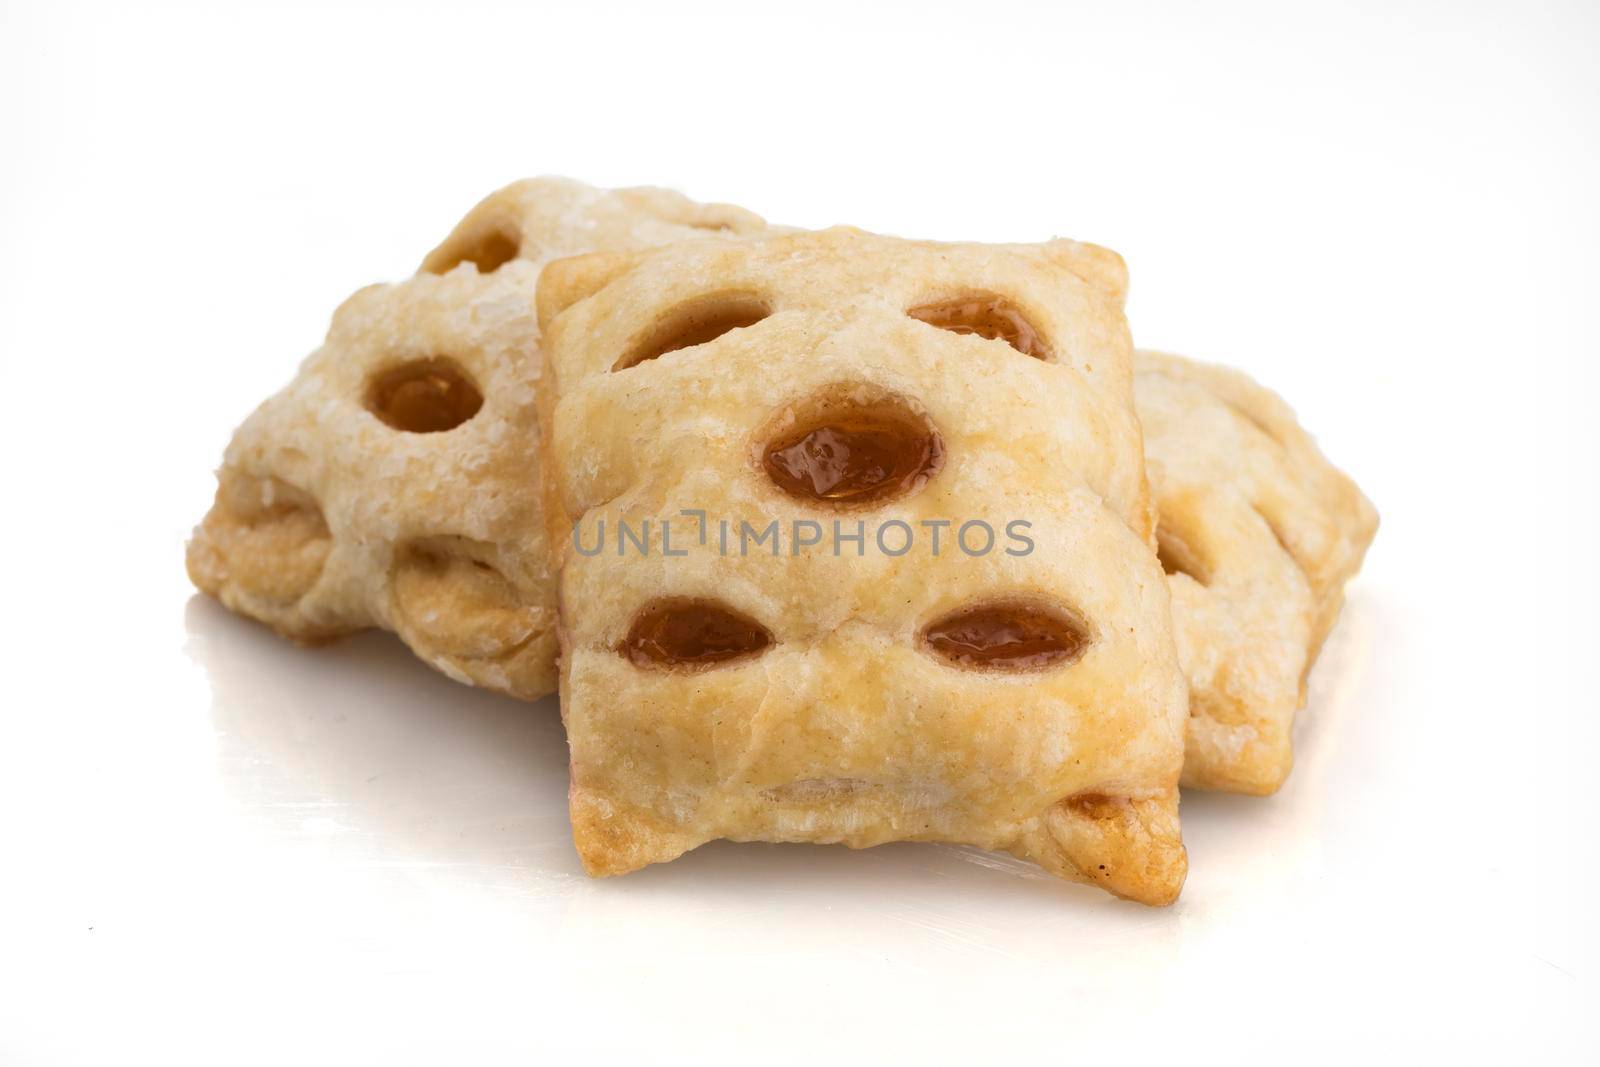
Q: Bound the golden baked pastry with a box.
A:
[187,178,767,697]
[537,228,1189,904]
[1135,350,1377,794]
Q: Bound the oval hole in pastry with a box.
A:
[759,384,944,507]
[423,226,520,275]
[922,601,1089,671]
[614,292,770,370]
[907,295,1052,360]
[623,598,771,671]
[366,358,484,433]
[1155,524,1210,584]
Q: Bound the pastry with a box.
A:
[1135,350,1378,794]
[537,228,1189,904]
[187,178,768,697]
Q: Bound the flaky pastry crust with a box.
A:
[1135,350,1377,794]
[187,178,767,696]
[538,228,1188,904]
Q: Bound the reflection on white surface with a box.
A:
[176,588,1377,956]
[187,595,581,900]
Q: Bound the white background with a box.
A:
[3,0,1597,1062]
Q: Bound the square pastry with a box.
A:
[537,228,1189,904]
[1135,350,1378,794]
[187,178,768,697]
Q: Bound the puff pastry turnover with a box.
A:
[1135,350,1377,794]
[538,228,1189,904]
[187,178,767,696]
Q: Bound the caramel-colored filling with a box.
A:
[366,359,484,433]
[762,398,943,506]
[624,599,771,670]
[616,294,769,370]
[1063,792,1120,818]
[923,603,1088,670]
[908,296,1051,360]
